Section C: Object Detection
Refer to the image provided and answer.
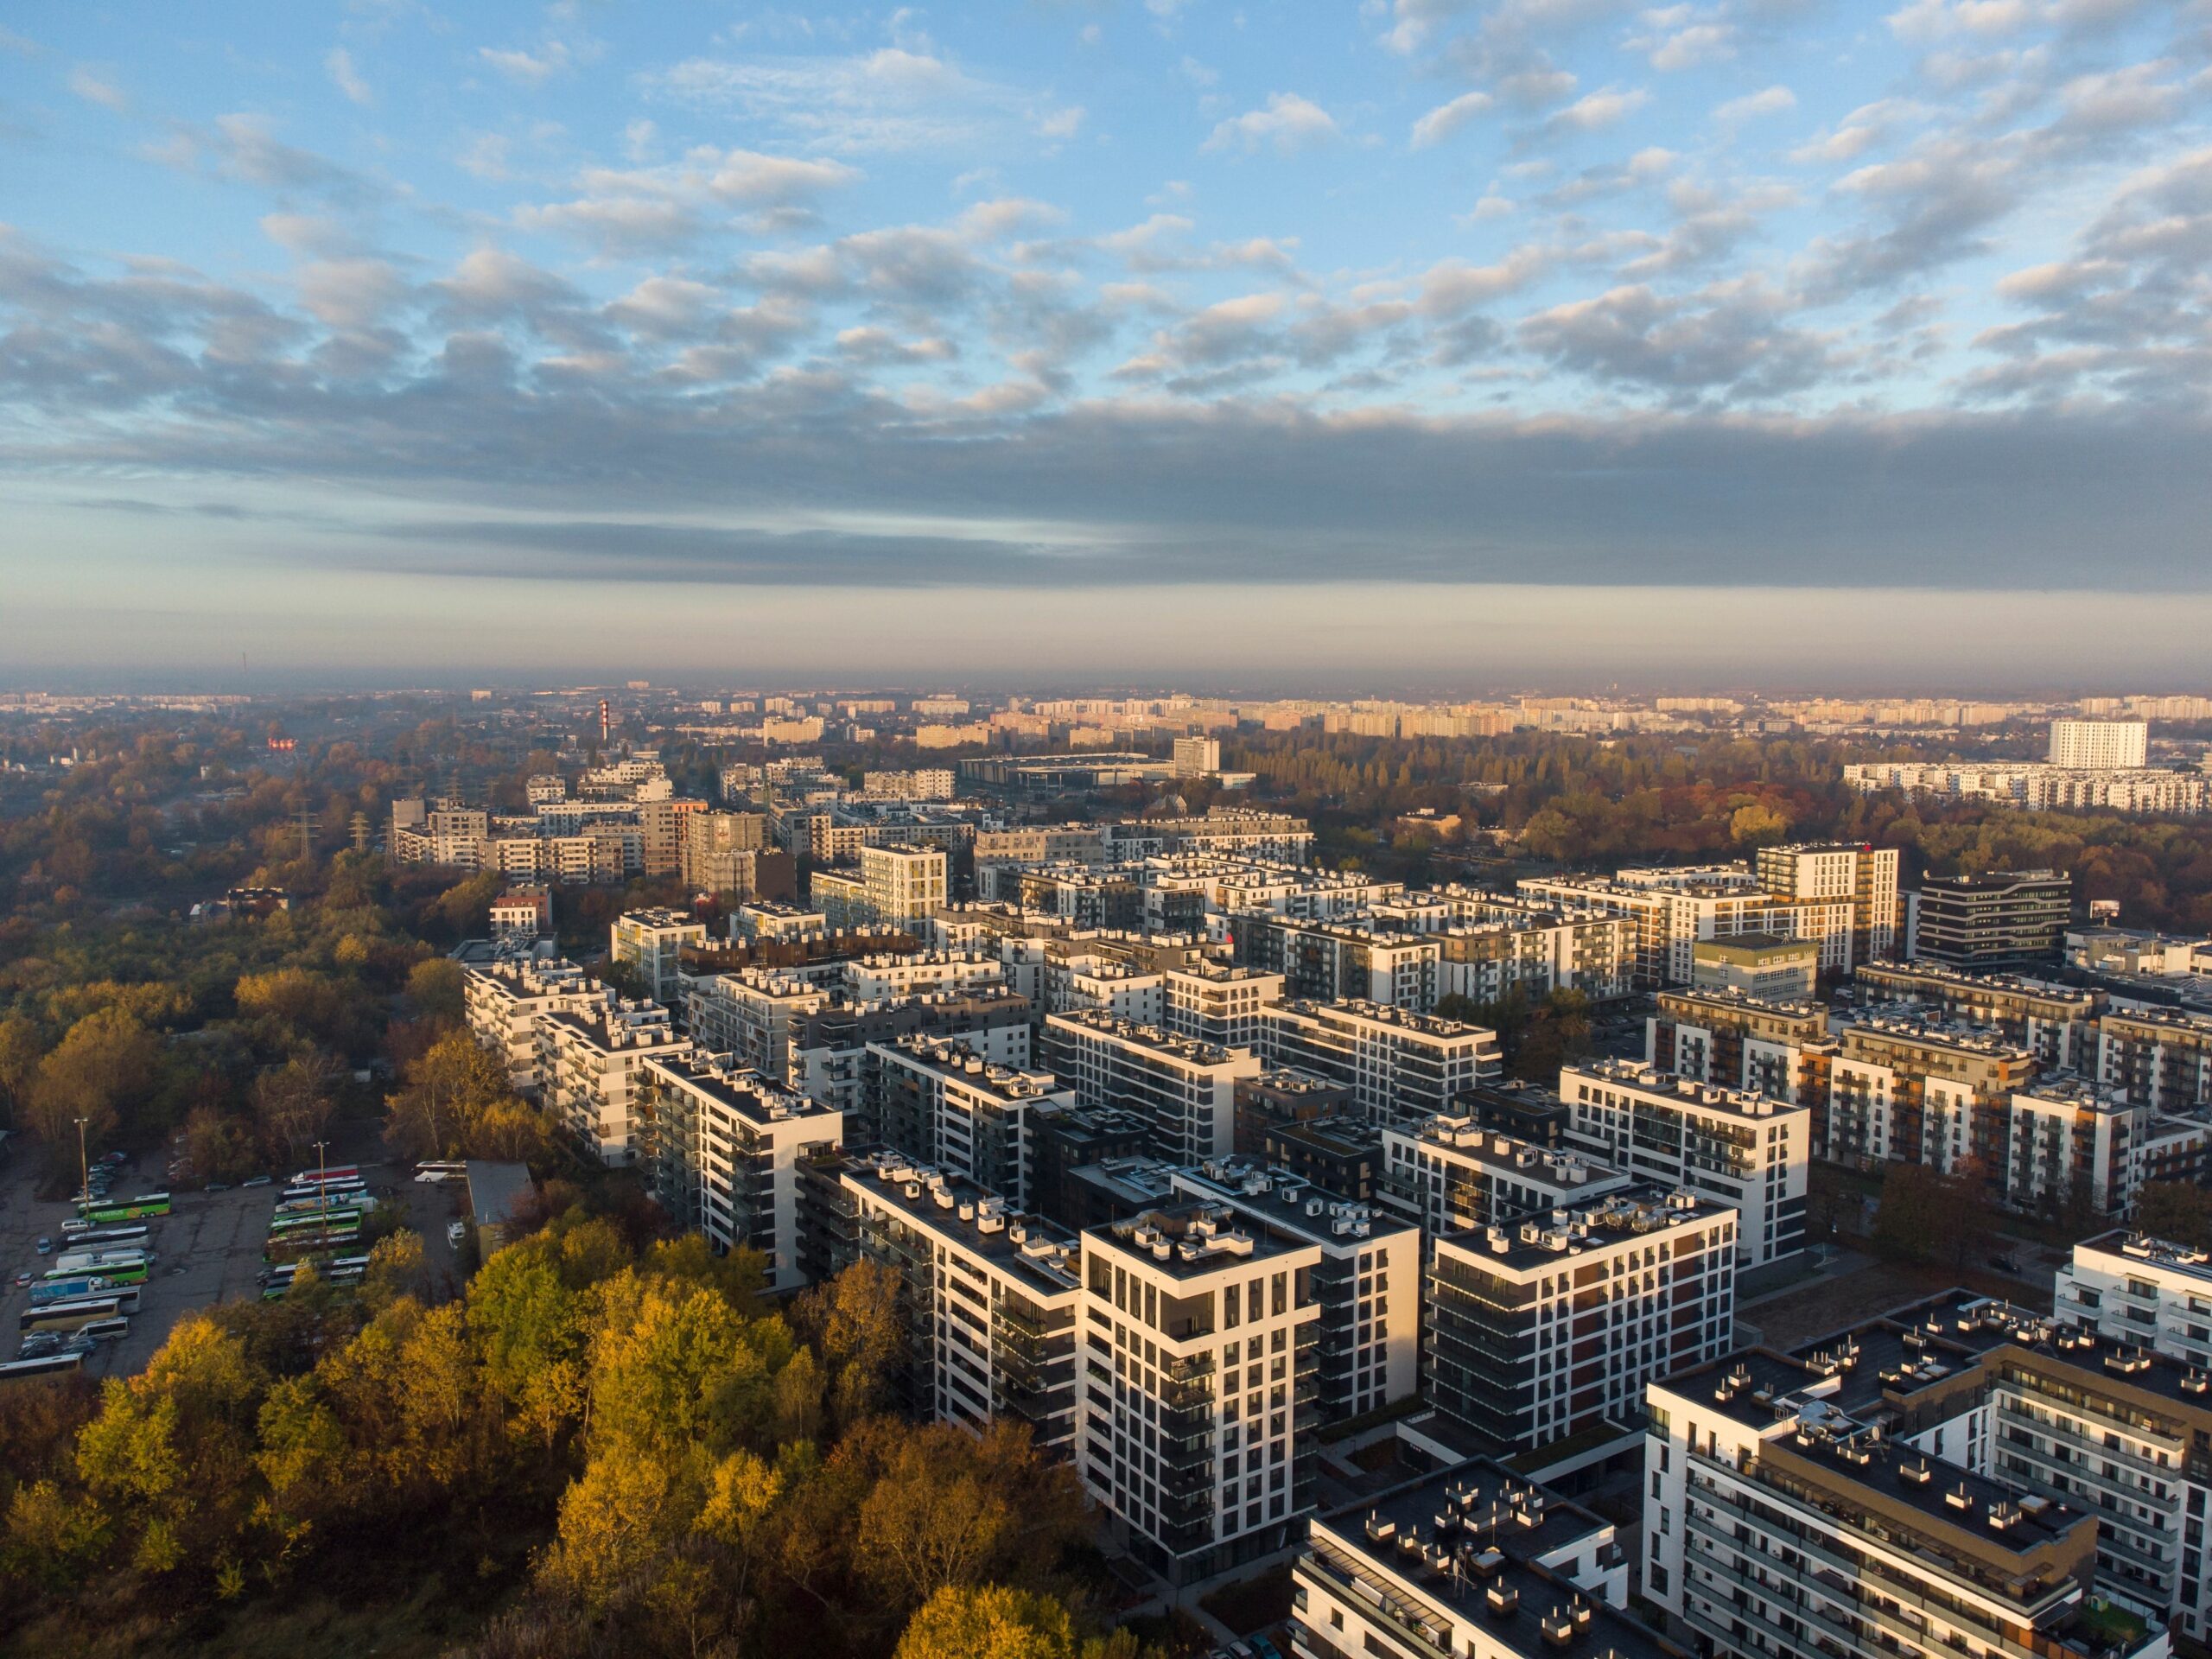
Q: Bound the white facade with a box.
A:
[1040,1010,1261,1163]
[1255,1000,1503,1130]
[2051,718,2150,770]
[1077,1203,1322,1583]
[540,1001,695,1165]
[609,907,707,1003]
[462,957,608,1094]
[1558,1060,1809,1267]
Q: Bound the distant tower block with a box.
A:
[600,698,610,744]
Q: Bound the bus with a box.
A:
[79,1193,169,1222]
[414,1161,468,1184]
[268,1207,362,1234]
[46,1258,148,1287]
[281,1180,365,1205]
[264,1231,359,1264]
[21,1297,124,1335]
[0,1353,85,1384]
[260,1256,370,1298]
[276,1193,375,1217]
[57,1224,149,1249]
[289,1165,361,1187]
[31,1276,114,1306]
[54,1248,148,1276]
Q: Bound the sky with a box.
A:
[0,0,2209,690]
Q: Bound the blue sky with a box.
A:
[1,1,2209,688]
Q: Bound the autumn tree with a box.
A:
[253,1052,340,1164]
[895,1583,1076,1659]
[791,1258,906,1427]
[25,1006,161,1157]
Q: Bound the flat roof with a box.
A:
[844,1154,1080,1298]
[1311,1462,1676,1659]
[1087,1199,1319,1279]
[1442,1183,1733,1271]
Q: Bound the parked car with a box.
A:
[242,1174,272,1187]
[205,1182,230,1192]
[34,1237,51,1255]
[11,1273,30,1289]
[105,1150,130,1165]
[447,1220,469,1248]
[1250,1638,1285,1659]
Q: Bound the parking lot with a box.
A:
[0,1141,473,1378]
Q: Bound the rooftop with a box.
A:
[875,1033,1068,1100]
[1310,1462,1669,1659]
[846,1153,1080,1296]
[1563,1059,1806,1118]
[1445,1183,1732,1271]
[1046,1009,1243,1067]
[645,1054,836,1125]
[1176,1159,1409,1244]
[1090,1198,1317,1279]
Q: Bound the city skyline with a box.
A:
[2,3,2208,679]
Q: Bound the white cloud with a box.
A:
[480,42,574,86]
[1203,93,1342,156]
[1717,85,1796,123]
[1411,91,1495,149]
[656,48,1052,156]
[326,48,372,107]
[1547,86,1650,134]
[68,66,128,111]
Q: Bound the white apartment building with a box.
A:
[609,907,707,1004]
[1040,1010,1262,1164]
[462,957,608,1095]
[861,842,948,929]
[1172,735,1221,777]
[2051,718,2150,770]
[1380,1115,1630,1236]
[1077,1201,1323,1583]
[844,1155,1082,1458]
[2056,1230,2212,1370]
[1163,962,1285,1049]
[2099,1007,2212,1114]
[1754,841,1900,968]
[641,1053,842,1291]
[539,1000,695,1165]
[684,969,829,1083]
[1558,1060,1809,1267]
[1519,868,1848,988]
[787,991,1033,1120]
[841,949,1005,1002]
[868,1034,1073,1206]
[1643,1327,2164,1659]
[1431,1185,1738,1449]
[860,768,957,800]
[1256,1000,1503,1131]
[1173,1161,1421,1421]
[1294,1463,1641,1659]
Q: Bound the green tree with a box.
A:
[407,956,467,1021]
[2134,1182,2212,1250]
[25,1005,161,1155]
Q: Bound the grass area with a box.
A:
[2075,1598,2150,1650]
[1744,1257,2050,1351]
[1312,1394,1426,1443]
[1504,1420,1635,1475]
[1198,1562,1295,1637]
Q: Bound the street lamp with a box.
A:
[311,1138,331,1234]
[74,1116,90,1212]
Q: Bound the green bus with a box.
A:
[45,1259,147,1287]
[268,1206,362,1233]
[80,1192,170,1222]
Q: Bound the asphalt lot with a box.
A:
[1,1141,472,1378]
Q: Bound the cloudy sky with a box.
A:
[1,1,2209,690]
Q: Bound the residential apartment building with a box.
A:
[2056,1231,2212,1370]
[1380,1115,1630,1236]
[609,907,706,1004]
[1517,868,1848,988]
[680,809,769,894]
[2003,1076,2165,1217]
[1907,870,2073,969]
[1229,916,1443,1009]
[1754,842,1900,969]
[1256,1000,1503,1131]
[1854,962,2102,1072]
[462,957,608,1095]
[861,842,948,930]
[1846,760,2209,816]
[786,989,1031,1120]
[1293,1462,1646,1659]
[1643,1314,2170,1659]
[684,969,829,1083]
[2051,718,2150,769]
[1039,1009,1262,1164]
[1428,1185,1738,1448]
[640,1053,842,1291]
[1076,1200,1324,1583]
[1557,1060,1808,1268]
[1434,909,1638,1007]
[868,1034,1072,1207]
[1825,1016,2037,1174]
[538,1000,695,1165]
[1163,962,1285,1048]
[487,885,550,945]
[1645,988,1833,1105]
[843,1155,1082,1457]
[2099,1007,2212,1113]
[1172,735,1222,777]
[1173,1161,1421,1422]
